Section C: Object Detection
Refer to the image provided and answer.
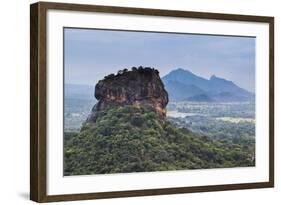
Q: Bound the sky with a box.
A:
[64,28,255,92]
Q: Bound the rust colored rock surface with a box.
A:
[86,67,169,122]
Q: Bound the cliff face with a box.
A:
[86,67,169,122]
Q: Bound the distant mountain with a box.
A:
[162,68,210,91]
[164,81,206,101]
[187,94,214,102]
[162,68,254,102]
[65,84,94,100]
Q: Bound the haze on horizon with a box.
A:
[64,28,255,92]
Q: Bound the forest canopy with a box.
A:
[64,105,254,176]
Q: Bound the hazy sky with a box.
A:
[64,28,255,92]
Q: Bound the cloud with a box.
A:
[64,28,255,92]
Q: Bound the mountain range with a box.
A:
[65,68,254,103]
[162,68,254,102]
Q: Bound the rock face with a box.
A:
[86,67,169,122]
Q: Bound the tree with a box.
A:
[104,73,115,79]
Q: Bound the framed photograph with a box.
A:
[30,1,274,202]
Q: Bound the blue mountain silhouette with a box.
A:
[162,68,254,102]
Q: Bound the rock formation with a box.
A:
[86,66,169,122]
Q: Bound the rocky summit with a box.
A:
[86,66,169,122]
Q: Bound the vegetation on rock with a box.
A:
[64,67,255,176]
[87,66,168,122]
[64,105,254,176]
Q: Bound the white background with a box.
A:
[0,0,279,204]
[47,9,269,195]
